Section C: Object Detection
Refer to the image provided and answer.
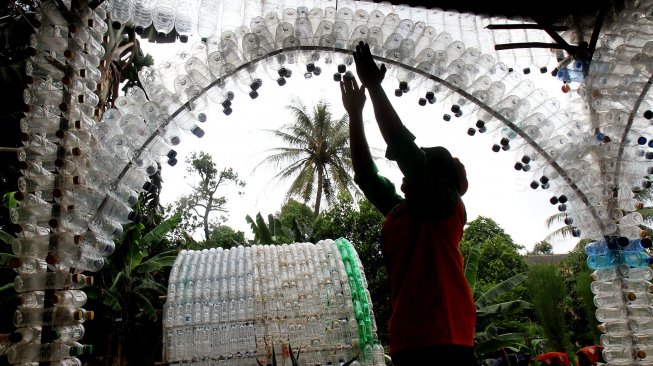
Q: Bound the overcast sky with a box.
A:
[140,41,579,254]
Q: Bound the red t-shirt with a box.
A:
[382,200,476,353]
[354,126,476,354]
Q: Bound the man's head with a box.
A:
[422,146,468,196]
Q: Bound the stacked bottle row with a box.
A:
[13,0,125,364]
[587,237,653,364]
[106,0,556,71]
[162,239,381,365]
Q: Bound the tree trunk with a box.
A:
[314,167,323,217]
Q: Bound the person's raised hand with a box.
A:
[340,75,366,117]
[353,41,386,88]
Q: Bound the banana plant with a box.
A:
[465,241,534,363]
[246,212,292,244]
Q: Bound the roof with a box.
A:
[524,254,571,265]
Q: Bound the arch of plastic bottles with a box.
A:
[10,0,653,364]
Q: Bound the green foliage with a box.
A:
[256,99,358,216]
[558,240,601,346]
[206,225,247,249]
[246,212,290,244]
[529,241,554,255]
[278,199,315,242]
[460,217,528,289]
[525,265,573,353]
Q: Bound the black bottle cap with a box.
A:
[617,236,630,247]
[572,228,581,237]
[492,144,500,152]
[167,150,177,159]
[521,155,531,164]
[169,136,180,145]
[549,196,559,205]
[333,73,342,82]
[337,64,346,73]
[523,67,531,74]
[425,91,435,102]
[306,63,315,73]
[221,99,231,108]
[514,162,523,170]
[558,195,568,203]
[223,107,233,116]
[467,128,476,136]
[399,81,408,92]
[168,157,178,166]
[451,105,461,114]
[540,66,548,74]
[644,110,653,120]
[179,35,189,43]
[250,79,262,91]
[277,77,287,86]
[501,144,510,151]
[394,89,403,97]
[313,66,321,76]
[564,216,573,225]
[500,138,509,146]
[522,164,531,171]
[558,203,567,211]
[191,126,205,138]
[540,176,549,184]
[278,68,288,78]
[249,90,259,99]
[476,120,485,128]
[197,113,207,122]
[418,98,426,106]
[443,114,451,121]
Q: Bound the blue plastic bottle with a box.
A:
[587,250,652,270]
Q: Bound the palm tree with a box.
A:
[256,99,359,217]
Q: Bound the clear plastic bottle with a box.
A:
[12,232,79,257]
[50,290,87,308]
[14,271,88,292]
[151,0,177,36]
[14,306,94,327]
[15,291,45,308]
[5,342,84,363]
[9,326,42,345]
[51,323,85,343]
[587,250,652,269]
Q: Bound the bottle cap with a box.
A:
[627,292,637,301]
[8,331,23,343]
[637,350,646,359]
[86,276,94,285]
[72,273,85,283]
[45,254,58,265]
[50,293,62,304]
[85,310,95,320]
[641,238,652,248]
[84,344,94,354]
[73,309,84,321]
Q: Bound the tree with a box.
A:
[206,225,247,249]
[529,240,554,255]
[460,217,529,290]
[169,151,245,241]
[255,99,358,217]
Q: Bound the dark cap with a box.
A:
[421,146,461,193]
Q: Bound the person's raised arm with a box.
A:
[340,76,371,176]
[352,42,403,145]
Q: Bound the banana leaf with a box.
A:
[476,272,527,309]
[133,250,178,274]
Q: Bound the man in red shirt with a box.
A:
[531,352,571,366]
[340,41,477,365]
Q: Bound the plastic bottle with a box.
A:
[5,342,84,363]
[14,306,94,327]
[50,290,87,308]
[14,271,88,292]
[587,250,652,270]
[51,323,85,343]
[151,0,177,37]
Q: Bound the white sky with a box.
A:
[141,41,579,254]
